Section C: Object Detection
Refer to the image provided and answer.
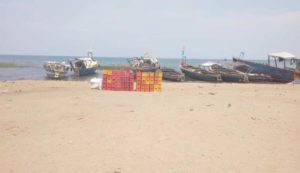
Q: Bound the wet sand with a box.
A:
[0,80,300,173]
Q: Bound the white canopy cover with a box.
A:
[201,62,220,66]
[143,52,158,64]
[268,52,298,59]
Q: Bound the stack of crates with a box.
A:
[136,71,163,92]
[102,70,113,90]
[102,69,134,91]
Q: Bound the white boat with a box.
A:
[69,50,99,76]
[127,52,160,72]
[43,61,70,79]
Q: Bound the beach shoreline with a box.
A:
[1,80,300,173]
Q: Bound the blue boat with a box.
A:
[69,50,99,76]
[233,52,300,83]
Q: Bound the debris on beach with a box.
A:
[114,168,122,173]
[1,90,9,94]
[90,78,102,89]
[228,103,231,108]
[251,117,260,121]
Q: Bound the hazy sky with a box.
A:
[0,0,299,59]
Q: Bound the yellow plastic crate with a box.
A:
[154,83,161,86]
[154,88,161,92]
[154,80,161,84]
[107,70,112,75]
[142,76,149,80]
[155,72,163,77]
[149,72,155,77]
[142,72,150,77]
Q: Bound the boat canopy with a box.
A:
[268,52,298,60]
[143,52,158,64]
[201,62,220,66]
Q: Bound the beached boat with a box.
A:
[247,73,273,82]
[233,52,300,83]
[43,61,70,79]
[69,50,99,76]
[161,67,185,82]
[127,53,160,72]
[203,62,249,82]
[180,62,222,82]
[179,48,221,82]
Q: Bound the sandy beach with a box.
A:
[0,80,300,173]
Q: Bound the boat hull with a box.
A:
[220,73,248,82]
[247,74,273,82]
[45,72,68,79]
[208,63,248,82]
[161,68,185,82]
[180,65,221,82]
[163,75,185,82]
[233,58,295,83]
[78,67,97,76]
[43,61,69,79]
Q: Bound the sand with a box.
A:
[0,80,300,173]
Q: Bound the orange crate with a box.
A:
[136,71,142,77]
[142,72,149,77]
[155,76,162,80]
[142,76,149,80]
[155,72,163,77]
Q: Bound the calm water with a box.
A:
[0,54,299,83]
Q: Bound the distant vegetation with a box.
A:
[0,62,28,68]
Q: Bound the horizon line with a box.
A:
[0,54,267,60]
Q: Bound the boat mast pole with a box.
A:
[182,46,186,64]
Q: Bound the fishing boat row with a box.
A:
[43,49,300,83]
[180,51,299,83]
[179,62,273,83]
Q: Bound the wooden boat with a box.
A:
[69,50,99,76]
[43,61,70,79]
[161,67,185,82]
[247,73,273,82]
[233,52,300,83]
[127,53,160,72]
[180,62,222,82]
[204,62,249,82]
